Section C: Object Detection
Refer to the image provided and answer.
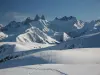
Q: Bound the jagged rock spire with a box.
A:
[0,24,3,28]
[34,14,40,21]
[55,16,76,21]
[60,16,68,21]
[0,24,3,31]
[24,17,33,24]
[55,17,59,20]
[68,16,76,20]
[41,15,45,20]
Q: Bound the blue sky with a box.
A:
[0,0,100,25]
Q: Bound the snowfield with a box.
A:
[0,42,100,75]
[0,64,100,75]
[0,43,100,66]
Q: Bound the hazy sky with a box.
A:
[0,0,100,25]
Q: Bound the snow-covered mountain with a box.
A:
[16,27,58,44]
[0,24,3,31]
[1,15,100,44]
[56,32,100,50]
[53,32,71,42]
[2,15,50,34]
[48,16,89,38]
[48,16,78,32]
[0,15,56,43]
[48,16,100,38]
[0,32,8,41]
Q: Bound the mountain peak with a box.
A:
[16,27,58,44]
[55,17,59,20]
[60,16,68,21]
[41,15,45,20]
[68,16,76,20]
[54,16,76,21]
[24,17,33,24]
[34,14,41,21]
[7,21,17,27]
[0,24,3,28]
[34,14,46,21]
[0,24,3,31]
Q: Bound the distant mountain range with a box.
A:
[1,15,100,48]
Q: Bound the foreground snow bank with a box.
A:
[0,43,100,75]
[0,64,100,75]
[0,47,100,67]
[32,48,100,64]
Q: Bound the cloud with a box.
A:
[0,12,28,25]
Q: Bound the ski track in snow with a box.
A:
[20,66,68,75]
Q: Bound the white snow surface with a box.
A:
[0,64,100,75]
[16,27,58,44]
[53,32,71,42]
[0,42,100,75]
[0,32,8,40]
[30,19,50,32]
[63,31,100,49]
[0,42,100,64]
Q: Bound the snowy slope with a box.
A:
[2,16,50,34]
[53,32,71,42]
[48,16,90,38]
[0,21,30,42]
[0,42,54,55]
[0,42,100,75]
[48,17,100,38]
[79,20,100,35]
[0,64,100,75]
[30,19,50,32]
[0,15,54,42]
[0,45,100,75]
[0,42,100,65]
[48,16,78,32]
[0,20,56,43]
[16,27,58,44]
[0,32,8,41]
[58,32,100,49]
